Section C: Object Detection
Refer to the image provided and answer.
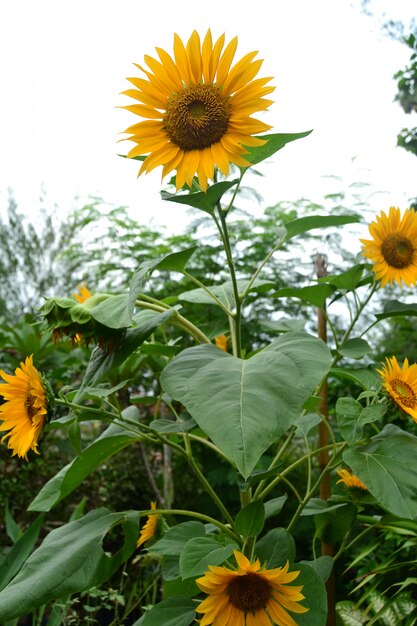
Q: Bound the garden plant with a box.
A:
[1,28,417,626]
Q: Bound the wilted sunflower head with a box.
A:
[0,355,53,460]
[377,356,417,423]
[40,287,125,350]
[361,207,417,287]
[121,29,275,191]
[195,550,308,626]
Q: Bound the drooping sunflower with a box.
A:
[337,469,367,491]
[137,501,159,548]
[121,29,274,191]
[377,356,417,423]
[0,355,49,460]
[361,206,417,287]
[195,550,308,626]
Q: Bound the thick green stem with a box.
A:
[140,507,240,543]
[214,206,242,358]
[183,434,235,528]
[135,298,211,344]
[286,443,347,533]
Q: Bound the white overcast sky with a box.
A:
[0,0,416,232]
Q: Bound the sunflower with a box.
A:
[337,469,367,491]
[0,355,48,460]
[214,334,228,352]
[195,550,308,626]
[361,206,417,287]
[72,282,92,303]
[137,501,159,548]
[377,356,417,423]
[121,29,274,191]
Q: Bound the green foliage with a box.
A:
[0,508,138,620]
[161,332,331,477]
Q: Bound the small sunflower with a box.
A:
[137,501,158,548]
[361,206,417,287]
[72,282,92,303]
[214,334,228,352]
[377,356,417,422]
[122,29,274,191]
[337,469,367,491]
[195,550,308,626]
[0,355,49,460]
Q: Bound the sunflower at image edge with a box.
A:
[195,550,308,626]
[361,206,417,287]
[121,29,275,191]
[0,355,51,460]
[377,355,417,423]
[137,501,159,548]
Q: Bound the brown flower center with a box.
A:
[25,391,38,422]
[391,379,417,408]
[381,234,414,269]
[227,573,271,612]
[164,84,230,151]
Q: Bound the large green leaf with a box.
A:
[336,398,386,445]
[235,501,265,538]
[338,338,372,360]
[179,538,237,579]
[28,406,141,512]
[295,562,328,626]
[178,278,273,309]
[375,299,417,321]
[255,528,295,568]
[318,264,367,291]
[161,180,238,215]
[0,514,44,591]
[128,247,197,312]
[273,284,336,307]
[150,521,206,556]
[284,214,360,240]
[161,332,331,477]
[241,131,312,167]
[0,508,138,621]
[343,424,417,518]
[330,367,380,391]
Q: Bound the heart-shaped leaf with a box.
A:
[161,332,331,477]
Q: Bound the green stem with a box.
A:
[135,298,210,344]
[333,520,379,561]
[183,433,235,528]
[240,235,286,301]
[256,442,342,502]
[215,207,242,358]
[183,270,233,316]
[188,434,232,463]
[140,507,240,543]
[253,428,296,499]
[286,442,347,533]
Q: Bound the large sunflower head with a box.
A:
[121,29,274,191]
[361,207,417,287]
[0,355,52,460]
[195,549,308,626]
[377,356,417,423]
